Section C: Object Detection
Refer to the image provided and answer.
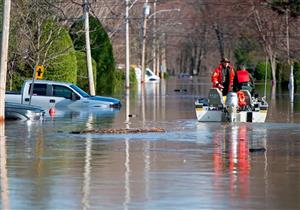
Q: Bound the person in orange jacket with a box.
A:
[211,58,235,96]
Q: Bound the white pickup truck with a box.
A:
[5,80,121,111]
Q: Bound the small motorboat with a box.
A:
[5,102,45,121]
[195,88,268,122]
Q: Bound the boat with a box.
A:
[195,88,268,122]
[5,102,45,121]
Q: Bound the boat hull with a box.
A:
[195,106,267,122]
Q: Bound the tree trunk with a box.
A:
[197,47,203,76]
[213,23,224,58]
[191,45,196,74]
[269,54,277,100]
[269,54,277,85]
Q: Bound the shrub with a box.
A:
[41,21,77,83]
[294,62,300,88]
[114,68,138,95]
[254,61,271,81]
[70,16,118,95]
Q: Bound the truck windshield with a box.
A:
[70,85,90,98]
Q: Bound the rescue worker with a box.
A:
[233,64,254,94]
[211,58,235,96]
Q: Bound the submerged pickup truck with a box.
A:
[5,80,121,111]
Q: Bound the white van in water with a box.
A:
[135,67,160,83]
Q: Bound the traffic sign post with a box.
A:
[35,65,44,79]
[29,65,44,105]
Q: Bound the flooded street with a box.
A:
[1,77,300,209]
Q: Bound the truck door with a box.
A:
[23,83,50,108]
[51,85,82,109]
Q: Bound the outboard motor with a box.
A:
[225,92,238,122]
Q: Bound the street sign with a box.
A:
[35,65,44,79]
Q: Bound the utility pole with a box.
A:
[83,0,96,96]
[125,0,130,89]
[141,1,150,84]
[0,0,11,121]
[142,7,179,81]
[152,0,157,75]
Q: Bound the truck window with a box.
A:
[70,85,90,97]
[28,84,47,96]
[53,85,73,99]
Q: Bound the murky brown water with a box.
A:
[1,77,300,209]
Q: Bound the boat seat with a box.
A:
[208,88,225,108]
[239,90,253,106]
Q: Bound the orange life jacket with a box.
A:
[237,91,247,107]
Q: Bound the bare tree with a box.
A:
[8,0,76,86]
[249,0,282,86]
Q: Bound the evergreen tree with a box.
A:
[41,21,77,83]
[70,16,117,95]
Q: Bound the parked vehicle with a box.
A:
[5,102,45,121]
[135,67,160,82]
[178,72,192,79]
[5,80,121,111]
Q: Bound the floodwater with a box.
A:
[1,77,300,210]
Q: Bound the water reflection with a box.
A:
[0,123,9,210]
[161,79,166,120]
[290,102,294,123]
[212,123,267,199]
[123,88,131,210]
[130,81,168,126]
[3,77,300,209]
[143,140,150,202]
[81,115,93,209]
[123,85,152,208]
[289,87,294,123]
[123,138,130,210]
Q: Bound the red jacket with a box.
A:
[211,64,235,89]
[236,69,250,83]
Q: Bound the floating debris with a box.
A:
[249,148,266,153]
[174,88,188,92]
[70,131,81,134]
[128,114,137,118]
[71,127,165,134]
